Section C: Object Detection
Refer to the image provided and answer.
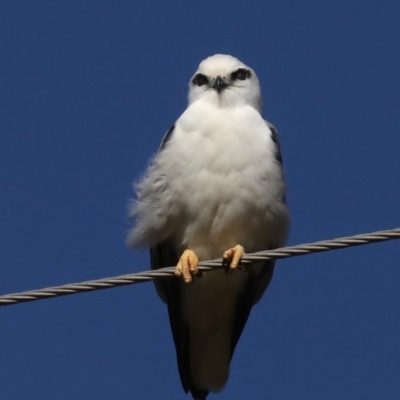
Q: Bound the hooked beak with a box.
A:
[211,76,228,93]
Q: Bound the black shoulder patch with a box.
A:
[268,123,283,164]
[158,125,175,153]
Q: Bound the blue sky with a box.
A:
[1,1,400,399]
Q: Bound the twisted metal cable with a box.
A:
[1,227,399,307]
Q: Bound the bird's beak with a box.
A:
[211,76,228,93]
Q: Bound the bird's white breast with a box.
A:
[154,100,289,260]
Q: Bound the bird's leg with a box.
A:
[223,244,245,271]
[175,249,199,283]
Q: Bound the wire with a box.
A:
[1,227,399,307]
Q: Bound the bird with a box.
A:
[127,54,290,399]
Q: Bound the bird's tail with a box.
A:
[189,325,231,394]
[190,388,208,400]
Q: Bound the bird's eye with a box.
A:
[192,74,209,87]
[231,68,251,81]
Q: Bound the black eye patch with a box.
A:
[192,73,209,87]
[231,68,251,81]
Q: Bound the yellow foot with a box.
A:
[175,249,199,283]
[223,244,245,271]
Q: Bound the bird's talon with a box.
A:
[222,245,245,271]
[175,250,199,283]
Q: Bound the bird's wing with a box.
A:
[231,122,285,354]
[158,124,175,152]
[230,261,275,356]
[150,242,189,391]
[150,125,209,400]
[151,241,209,400]
[266,121,283,164]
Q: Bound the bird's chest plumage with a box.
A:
[161,106,283,260]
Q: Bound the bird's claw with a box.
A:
[223,244,245,273]
[175,249,199,283]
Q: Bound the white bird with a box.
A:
[127,54,290,399]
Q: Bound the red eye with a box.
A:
[192,74,209,87]
[231,68,250,81]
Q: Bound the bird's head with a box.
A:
[188,54,262,113]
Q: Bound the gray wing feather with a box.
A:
[151,242,209,400]
[230,261,274,356]
[158,125,175,152]
[266,121,283,164]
